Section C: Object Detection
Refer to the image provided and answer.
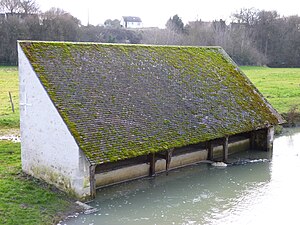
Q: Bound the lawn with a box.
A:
[241,66,300,114]
[0,67,19,135]
[0,141,80,225]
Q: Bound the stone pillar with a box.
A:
[251,127,274,151]
[267,126,275,151]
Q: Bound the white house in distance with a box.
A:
[18,41,283,200]
[120,16,142,28]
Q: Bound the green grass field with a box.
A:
[241,66,300,113]
[0,67,19,135]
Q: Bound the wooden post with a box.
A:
[9,92,15,113]
[207,141,213,160]
[250,131,255,150]
[223,136,229,162]
[89,165,96,199]
[149,153,156,177]
[165,149,174,175]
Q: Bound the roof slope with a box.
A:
[19,41,284,164]
[122,16,142,22]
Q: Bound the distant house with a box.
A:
[121,16,142,28]
[18,41,284,200]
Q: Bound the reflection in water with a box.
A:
[62,128,300,225]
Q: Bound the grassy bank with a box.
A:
[241,66,300,114]
[0,67,19,135]
[1,67,81,225]
[0,141,80,225]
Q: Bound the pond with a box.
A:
[62,127,300,225]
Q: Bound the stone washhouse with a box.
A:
[18,41,284,199]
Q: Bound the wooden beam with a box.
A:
[156,153,166,159]
[89,165,96,199]
[207,141,213,160]
[165,149,174,175]
[250,131,256,150]
[149,153,156,177]
[95,155,148,174]
[223,136,229,162]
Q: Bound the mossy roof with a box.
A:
[122,16,142,23]
[19,41,284,165]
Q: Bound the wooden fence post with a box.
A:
[9,92,15,113]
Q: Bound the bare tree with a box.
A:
[231,8,259,26]
[185,21,216,46]
[19,0,39,14]
[0,0,21,14]
[41,8,81,41]
[254,10,280,56]
[104,19,121,28]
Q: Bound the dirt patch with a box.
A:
[0,135,20,142]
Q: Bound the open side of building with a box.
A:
[18,41,284,200]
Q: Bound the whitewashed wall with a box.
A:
[18,44,91,199]
[120,18,142,28]
[127,21,142,28]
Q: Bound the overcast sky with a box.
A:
[36,0,299,27]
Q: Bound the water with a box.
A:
[62,128,300,225]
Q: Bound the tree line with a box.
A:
[149,9,300,67]
[0,0,142,65]
[0,1,299,67]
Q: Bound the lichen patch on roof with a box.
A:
[19,41,284,164]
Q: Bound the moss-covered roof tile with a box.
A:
[19,41,284,164]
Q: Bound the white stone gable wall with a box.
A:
[18,44,91,199]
